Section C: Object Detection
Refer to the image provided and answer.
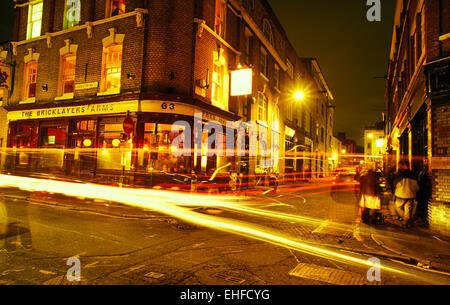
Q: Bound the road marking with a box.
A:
[353,225,363,242]
[312,220,329,234]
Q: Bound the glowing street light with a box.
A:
[294,91,305,101]
[367,133,374,138]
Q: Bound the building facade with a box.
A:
[364,122,385,165]
[385,0,450,236]
[0,0,335,187]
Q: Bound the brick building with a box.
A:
[0,0,334,187]
[385,0,450,235]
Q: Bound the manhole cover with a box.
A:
[213,271,245,285]
[289,263,380,285]
[143,271,164,279]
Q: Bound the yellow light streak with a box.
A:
[0,174,410,276]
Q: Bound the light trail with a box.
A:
[0,174,411,276]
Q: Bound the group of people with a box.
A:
[357,160,430,228]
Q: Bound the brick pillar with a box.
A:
[429,104,450,236]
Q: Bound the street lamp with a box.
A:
[294,91,305,101]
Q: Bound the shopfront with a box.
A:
[4,99,239,187]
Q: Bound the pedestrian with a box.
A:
[358,163,383,225]
[393,160,419,228]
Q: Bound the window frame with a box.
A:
[260,48,268,77]
[100,43,123,94]
[106,0,126,18]
[257,92,268,122]
[26,1,43,40]
[58,53,77,97]
[24,61,38,101]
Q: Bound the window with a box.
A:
[24,62,38,100]
[244,30,252,65]
[212,61,224,107]
[214,0,226,37]
[108,0,126,17]
[27,1,43,39]
[286,59,294,79]
[59,54,76,96]
[63,0,81,29]
[262,19,274,46]
[101,44,122,93]
[274,64,280,89]
[258,92,268,122]
[260,48,268,77]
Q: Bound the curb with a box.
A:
[370,233,450,274]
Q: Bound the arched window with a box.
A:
[262,19,274,46]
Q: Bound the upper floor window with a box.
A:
[244,29,252,65]
[212,61,224,108]
[101,44,122,93]
[262,19,274,46]
[286,59,294,79]
[27,1,43,39]
[63,0,81,29]
[258,92,268,122]
[274,64,280,89]
[260,48,268,77]
[24,61,38,100]
[214,0,226,37]
[107,0,126,17]
[59,54,76,96]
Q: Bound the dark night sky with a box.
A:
[268,0,396,145]
[0,1,396,145]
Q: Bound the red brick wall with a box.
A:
[9,15,145,105]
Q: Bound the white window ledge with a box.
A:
[97,88,121,96]
[54,93,74,101]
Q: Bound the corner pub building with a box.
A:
[1,0,329,188]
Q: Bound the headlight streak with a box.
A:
[0,174,411,277]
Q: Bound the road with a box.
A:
[1,181,450,285]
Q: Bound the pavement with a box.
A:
[2,180,450,277]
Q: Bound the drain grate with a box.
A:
[213,271,245,285]
[289,263,380,285]
[143,271,164,279]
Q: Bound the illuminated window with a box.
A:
[108,0,126,17]
[63,0,81,29]
[0,88,4,106]
[212,61,224,107]
[59,54,76,95]
[260,48,268,77]
[258,92,268,122]
[262,19,274,46]
[27,1,43,39]
[24,62,38,100]
[214,0,226,37]
[101,44,122,92]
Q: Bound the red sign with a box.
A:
[123,117,134,134]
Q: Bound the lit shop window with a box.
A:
[211,61,224,108]
[59,54,76,96]
[257,92,268,122]
[108,0,126,17]
[63,0,81,29]
[262,19,274,46]
[142,123,187,173]
[214,0,226,37]
[98,117,132,170]
[27,1,43,39]
[24,61,38,100]
[101,44,122,93]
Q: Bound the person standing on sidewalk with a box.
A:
[358,163,382,225]
[393,160,419,228]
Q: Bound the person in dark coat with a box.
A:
[358,163,383,224]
